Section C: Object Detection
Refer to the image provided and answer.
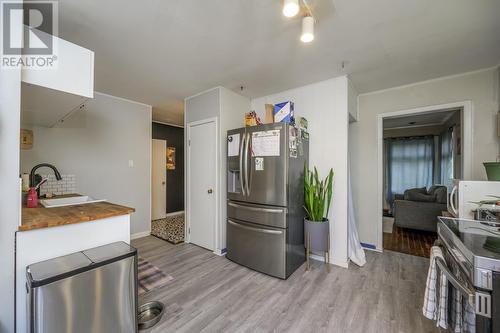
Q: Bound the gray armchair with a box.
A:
[393,186,448,232]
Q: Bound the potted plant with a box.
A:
[303,164,334,265]
[484,157,500,181]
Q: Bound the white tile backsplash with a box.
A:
[39,174,77,195]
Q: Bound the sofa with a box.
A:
[393,185,448,232]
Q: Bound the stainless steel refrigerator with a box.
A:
[226,122,309,279]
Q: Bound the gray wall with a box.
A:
[185,88,220,123]
[184,87,250,253]
[21,92,152,236]
[0,50,21,333]
[351,68,500,248]
[152,122,184,213]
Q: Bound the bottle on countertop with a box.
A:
[26,187,38,208]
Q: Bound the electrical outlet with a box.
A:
[128,160,134,168]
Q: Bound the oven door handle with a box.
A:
[436,257,475,305]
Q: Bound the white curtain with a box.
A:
[440,127,454,190]
[386,136,435,206]
[348,160,366,267]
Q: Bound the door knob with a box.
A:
[207,188,213,194]
[162,181,166,185]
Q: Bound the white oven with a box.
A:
[448,180,500,218]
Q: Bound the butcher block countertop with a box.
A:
[20,195,135,231]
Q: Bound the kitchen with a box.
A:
[14,32,151,332]
[1,1,500,333]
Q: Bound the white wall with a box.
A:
[251,76,350,267]
[0,58,21,333]
[20,92,152,236]
[350,67,500,248]
[0,11,22,332]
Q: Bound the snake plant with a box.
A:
[303,164,334,222]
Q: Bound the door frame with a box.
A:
[185,117,219,253]
[376,100,473,251]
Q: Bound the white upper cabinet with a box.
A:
[21,33,94,98]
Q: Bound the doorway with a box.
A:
[377,101,472,257]
[186,118,217,251]
[151,122,185,244]
[152,139,167,220]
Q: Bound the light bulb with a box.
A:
[283,0,300,18]
[300,16,314,43]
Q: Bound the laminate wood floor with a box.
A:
[132,236,444,333]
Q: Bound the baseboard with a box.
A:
[213,248,226,256]
[309,254,349,268]
[130,230,151,240]
[166,210,184,217]
[363,246,383,253]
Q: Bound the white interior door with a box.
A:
[188,119,216,250]
[152,139,167,220]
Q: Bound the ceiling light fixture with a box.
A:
[283,0,300,17]
[300,16,314,43]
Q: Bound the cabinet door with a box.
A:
[22,31,94,98]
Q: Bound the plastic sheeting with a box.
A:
[348,167,366,267]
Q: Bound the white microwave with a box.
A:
[448,180,500,218]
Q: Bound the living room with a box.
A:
[381,108,463,257]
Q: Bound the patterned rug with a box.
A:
[138,257,173,295]
[151,213,185,244]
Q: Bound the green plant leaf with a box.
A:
[303,165,334,222]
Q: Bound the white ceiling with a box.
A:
[57,0,500,125]
[383,109,459,129]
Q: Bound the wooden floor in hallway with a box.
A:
[132,236,443,333]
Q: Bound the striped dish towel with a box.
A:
[423,246,448,329]
[448,259,476,333]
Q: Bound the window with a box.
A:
[385,136,435,205]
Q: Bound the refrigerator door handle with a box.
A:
[228,202,285,213]
[228,219,283,235]
[245,132,250,196]
[239,132,246,196]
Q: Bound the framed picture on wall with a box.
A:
[167,147,176,170]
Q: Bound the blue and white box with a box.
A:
[274,101,294,123]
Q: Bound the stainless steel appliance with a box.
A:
[27,242,138,333]
[226,123,309,279]
[437,217,500,332]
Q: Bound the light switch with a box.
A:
[128,160,134,168]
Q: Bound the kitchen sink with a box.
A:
[39,196,106,208]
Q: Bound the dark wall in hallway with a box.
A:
[152,122,184,213]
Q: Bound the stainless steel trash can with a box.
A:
[26,241,138,333]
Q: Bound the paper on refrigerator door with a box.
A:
[227,133,240,156]
[251,130,280,156]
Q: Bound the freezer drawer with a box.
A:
[227,201,287,228]
[226,219,286,279]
